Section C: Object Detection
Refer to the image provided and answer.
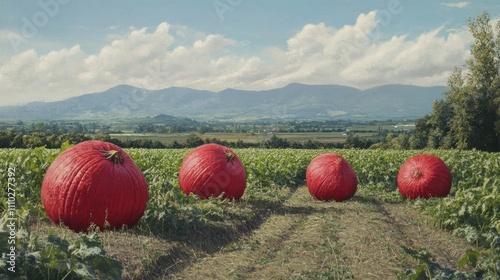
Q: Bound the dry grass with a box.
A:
[140,188,475,279]
[29,186,476,279]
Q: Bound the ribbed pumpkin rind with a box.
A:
[306,153,358,202]
[41,140,148,232]
[178,143,246,199]
[397,154,452,199]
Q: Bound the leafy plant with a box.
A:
[0,209,123,279]
[400,245,500,280]
[400,245,456,279]
[0,146,498,278]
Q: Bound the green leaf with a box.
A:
[59,140,74,153]
[413,265,430,280]
[47,232,69,252]
[72,245,104,260]
[89,257,123,280]
[74,263,97,279]
[457,249,480,268]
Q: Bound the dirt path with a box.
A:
[140,187,475,280]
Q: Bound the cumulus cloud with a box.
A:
[0,12,479,106]
[441,2,470,8]
[0,46,86,104]
[259,11,471,89]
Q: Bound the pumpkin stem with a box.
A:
[102,150,124,164]
[225,152,235,163]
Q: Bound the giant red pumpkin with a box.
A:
[397,154,452,199]
[41,140,148,232]
[178,143,246,199]
[306,153,358,202]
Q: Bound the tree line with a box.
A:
[0,130,168,149]
[409,12,500,152]
[0,130,377,150]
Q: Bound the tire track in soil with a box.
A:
[135,187,305,279]
[334,196,476,279]
[166,187,329,280]
[153,187,476,279]
[381,201,477,270]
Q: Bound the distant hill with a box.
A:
[0,83,449,121]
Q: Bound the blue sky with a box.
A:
[0,0,499,106]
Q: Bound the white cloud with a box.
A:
[0,13,480,106]
[258,11,471,89]
[0,46,86,104]
[441,2,470,8]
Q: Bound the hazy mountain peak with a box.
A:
[0,84,448,121]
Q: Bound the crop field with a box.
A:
[110,132,353,145]
[0,147,499,279]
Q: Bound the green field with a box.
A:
[110,132,352,145]
[0,147,498,279]
[109,122,415,146]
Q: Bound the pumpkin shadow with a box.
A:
[351,194,404,205]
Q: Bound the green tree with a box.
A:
[447,12,500,151]
[58,133,91,145]
[93,132,112,142]
[390,133,410,150]
[23,132,48,148]
[185,133,204,147]
[170,140,182,148]
[415,12,500,151]
[0,131,15,148]
[10,134,24,148]
[263,134,290,148]
[426,99,455,149]
[410,116,432,149]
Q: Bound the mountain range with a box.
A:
[0,83,449,121]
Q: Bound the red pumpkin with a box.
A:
[178,143,246,199]
[306,153,358,202]
[41,140,148,232]
[397,154,452,199]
